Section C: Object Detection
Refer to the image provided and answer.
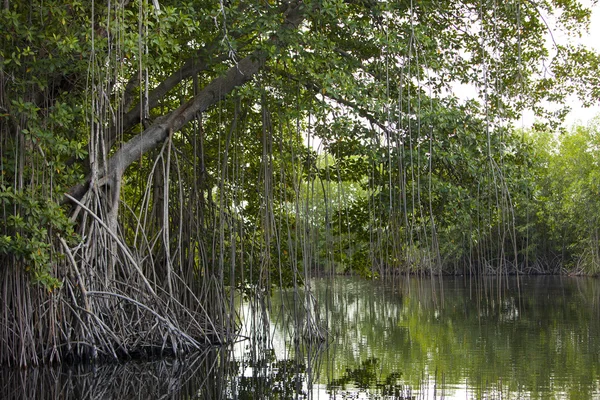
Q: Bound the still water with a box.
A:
[2,276,600,399]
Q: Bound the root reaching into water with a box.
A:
[300,290,328,343]
[0,257,223,367]
[1,194,226,367]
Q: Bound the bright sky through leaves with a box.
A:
[522,0,600,127]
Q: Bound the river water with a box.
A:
[2,276,600,399]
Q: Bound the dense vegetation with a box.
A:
[1,0,600,366]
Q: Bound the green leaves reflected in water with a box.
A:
[272,276,600,399]
[2,277,600,399]
[328,357,414,399]
[233,349,308,400]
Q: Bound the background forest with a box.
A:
[1,0,600,367]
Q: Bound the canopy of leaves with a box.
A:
[1,0,599,284]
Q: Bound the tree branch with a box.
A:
[110,42,228,148]
[67,0,306,202]
[273,68,394,137]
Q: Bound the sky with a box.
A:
[451,2,600,129]
[566,2,600,126]
[528,0,600,128]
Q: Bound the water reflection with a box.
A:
[2,276,599,399]
[0,348,229,399]
[271,276,600,399]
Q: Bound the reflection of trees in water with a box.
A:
[232,291,332,399]
[328,357,415,399]
[4,276,600,399]
[232,316,329,399]
[232,350,309,400]
[0,344,313,400]
[306,276,600,398]
[0,348,228,399]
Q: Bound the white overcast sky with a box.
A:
[524,0,600,128]
[566,1,600,126]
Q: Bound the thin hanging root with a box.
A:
[301,290,328,342]
[86,291,202,350]
[59,237,91,312]
[65,193,157,297]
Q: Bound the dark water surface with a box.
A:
[2,276,600,399]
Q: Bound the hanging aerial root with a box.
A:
[0,207,227,367]
[300,290,329,343]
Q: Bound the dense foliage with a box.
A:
[1,0,600,366]
[524,119,600,274]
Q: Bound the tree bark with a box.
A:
[68,0,305,203]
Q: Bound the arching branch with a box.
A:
[67,0,306,203]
